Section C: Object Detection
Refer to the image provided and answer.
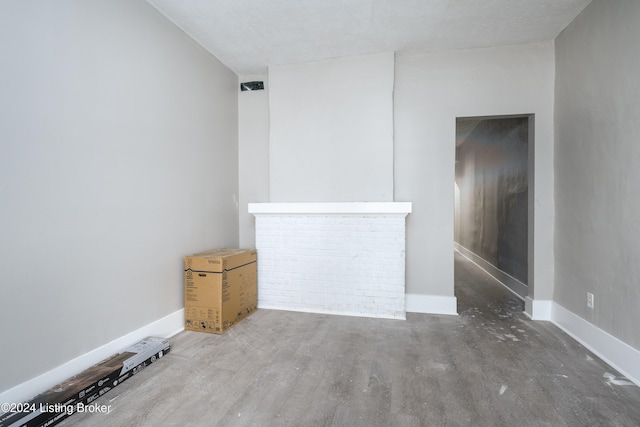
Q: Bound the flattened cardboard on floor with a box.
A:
[184,249,257,334]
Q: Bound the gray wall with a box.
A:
[0,0,239,393]
[555,0,640,349]
[455,118,528,283]
[247,43,555,307]
[238,74,270,248]
[395,42,555,302]
[268,53,395,202]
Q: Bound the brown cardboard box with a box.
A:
[184,249,257,334]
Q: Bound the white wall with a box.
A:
[555,0,640,349]
[394,42,555,307]
[238,74,270,248]
[0,0,238,395]
[268,52,395,202]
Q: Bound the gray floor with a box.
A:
[65,253,640,426]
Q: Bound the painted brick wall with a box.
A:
[255,215,407,319]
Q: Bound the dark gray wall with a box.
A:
[455,118,528,283]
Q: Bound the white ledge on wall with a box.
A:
[248,202,412,215]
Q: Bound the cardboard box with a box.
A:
[0,337,170,427]
[184,248,257,334]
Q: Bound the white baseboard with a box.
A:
[405,294,458,316]
[0,309,184,406]
[551,303,640,387]
[525,297,553,320]
[257,303,406,320]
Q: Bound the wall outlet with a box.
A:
[587,292,594,309]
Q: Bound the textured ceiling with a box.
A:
[146,0,591,75]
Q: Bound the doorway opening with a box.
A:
[454,115,532,308]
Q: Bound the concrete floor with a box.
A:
[64,252,640,426]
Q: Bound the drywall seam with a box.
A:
[405,294,458,315]
[455,243,527,299]
[391,52,396,202]
[551,303,640,387]
[0,309,184,405]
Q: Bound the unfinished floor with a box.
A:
[64,252,640,426]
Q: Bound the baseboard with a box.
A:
[257,304,406,320]
[551,303,640,387]
[524,297,553,320]
[405,294,458,316]
[0,309,184,406]
[455,243,527,300]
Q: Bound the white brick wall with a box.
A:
[254,214,407,319]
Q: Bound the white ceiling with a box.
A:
[146,0,591,75]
